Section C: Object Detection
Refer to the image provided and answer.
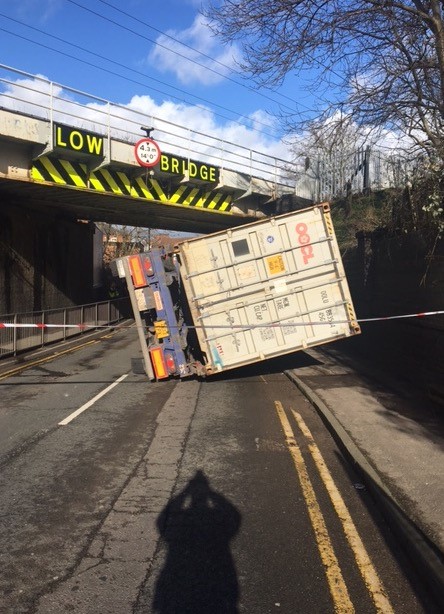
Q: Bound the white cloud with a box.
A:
[125,93,292,177]
[11,0,62,23]
[147,14,241,86]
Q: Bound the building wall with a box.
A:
[341,231,444,401]
[0,201,97,314]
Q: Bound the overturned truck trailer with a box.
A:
[112,203,361,380]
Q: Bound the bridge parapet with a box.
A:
[2,69,300,180]
[0,64,312,231]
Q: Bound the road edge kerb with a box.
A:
[285,369,444,609]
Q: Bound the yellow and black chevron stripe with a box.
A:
[90,168,133,196]
[323,207,334,237]
[32,156,231,212]
[131,176,168,201]
[168,184,232,211]
[32,156,88,187]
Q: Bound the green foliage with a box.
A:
[331,176,444,252]
[331,190,395,250]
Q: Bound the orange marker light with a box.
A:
[149,346,168,379]
[128,255,146,288]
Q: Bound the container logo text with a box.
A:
[295,222,314,265]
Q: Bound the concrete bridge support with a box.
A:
[0,201,99,314]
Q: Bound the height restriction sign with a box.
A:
[134,138,161,167]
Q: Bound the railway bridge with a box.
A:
[0,65,310,313]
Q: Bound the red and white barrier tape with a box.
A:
[0,323,91,329]
[0,310,443,330]
[357,310,444,323]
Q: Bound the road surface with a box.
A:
[0,326,439,613]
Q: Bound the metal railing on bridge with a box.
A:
[0,63,296,189]
[296,147,417,202]
[1,64,417,205]
[0,298,131,359]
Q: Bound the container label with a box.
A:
[266,255,285,275]
[282,320,298,336]
[276,297,290,310]
[153,290,163,311]
[135,288,148,311]
[274,279,287,294]
[260,328,275,341]
[237,264,257,281]
[211,345,224,369]
[318,308,336,329]
[154,320,169,339]
[254,303,268,321]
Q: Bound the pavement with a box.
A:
[286,344,444,608]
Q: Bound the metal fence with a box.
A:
[295,147,418,202]
[0,298,131,359]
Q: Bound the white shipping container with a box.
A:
[179,203,360,374]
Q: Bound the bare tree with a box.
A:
[98,224,155,266]
[204,0,444,162]
[98,224,194,266]
[291,113,364,164]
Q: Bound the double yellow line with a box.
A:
[275,400,393,614]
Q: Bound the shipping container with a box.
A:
[112,203,360,380]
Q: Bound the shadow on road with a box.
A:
[153,470,241,614]
[207,349,322,382]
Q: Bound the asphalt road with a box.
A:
[0,327,439,613]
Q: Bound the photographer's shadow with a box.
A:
[153,470,241,613]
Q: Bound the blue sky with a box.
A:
[0,0,321,160]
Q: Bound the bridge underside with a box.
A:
[0,177,258,234]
